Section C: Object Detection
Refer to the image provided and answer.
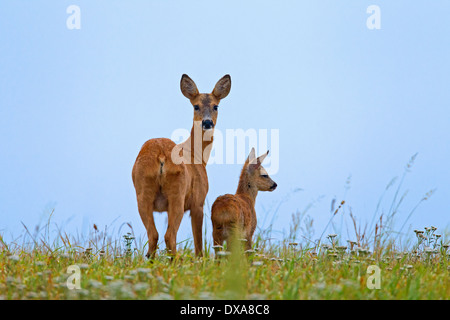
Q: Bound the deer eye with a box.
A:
[261,175,268,178]
[194,105,200,111]
[213,105,219,111]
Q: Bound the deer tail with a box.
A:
[158,154,166,175]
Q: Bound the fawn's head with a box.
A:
[244,148,277,192]
[180,74,231,131]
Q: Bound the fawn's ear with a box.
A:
[247,147,257,165]
[257,150,269,164]
[180,74,199,100]
[212,74,231,100]
[247,147,262,172]
[248,150,269,172]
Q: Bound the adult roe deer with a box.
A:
[211,148,277,251]
[132,74,231,258]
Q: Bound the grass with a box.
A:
[0,224,448,300]
[0,155,448,300]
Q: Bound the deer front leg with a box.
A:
[190,206,204,257]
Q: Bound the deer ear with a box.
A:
[257,150,269,164]
[247,147,261,172]
[247,147,257,165]
[180,74,199,100]
[212,74,231,100]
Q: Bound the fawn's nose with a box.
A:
[270,183,277,190]
[202,119,214,130]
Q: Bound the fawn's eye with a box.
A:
[261,175,268,178]
[194,105,200,111]
[213,105,219,111]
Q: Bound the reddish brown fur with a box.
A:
[211,148,277,251]
[132,74,231,258]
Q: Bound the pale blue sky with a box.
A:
[0,1,449,247]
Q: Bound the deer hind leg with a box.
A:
[190,206,204,257]
[164,193,185,256]
[245,236,253,251]
[212,225,223,246]
[136,192,158,259]
[245,224,255,251]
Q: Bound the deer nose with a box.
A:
[202,120,214,130]
[270,183,277,190]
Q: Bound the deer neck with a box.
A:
[236,171,258,205]
[179,122,214,166]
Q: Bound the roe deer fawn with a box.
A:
[211,148,277,251]
[132,74,231,258]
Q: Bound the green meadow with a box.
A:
[1,158,449,300]
[1,220,448,300]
